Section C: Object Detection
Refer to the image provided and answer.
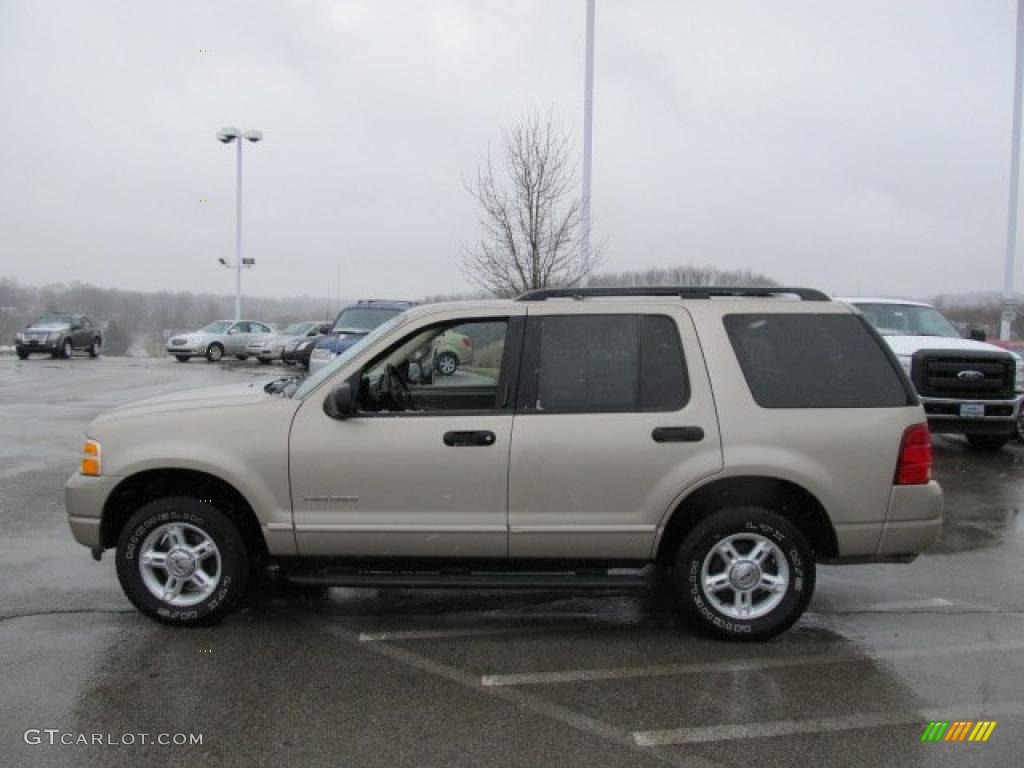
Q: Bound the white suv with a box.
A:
[844,298,1024,451]
[66,287,942,640]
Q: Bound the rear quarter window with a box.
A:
[723,313,911,408]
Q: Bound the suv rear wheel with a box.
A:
[673,507,815,641]
[88,338,101,358]
[115,497,249,626]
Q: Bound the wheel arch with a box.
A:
[100,469,268,562]
[654,475,838,564]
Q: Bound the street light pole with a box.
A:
[216,126,262,322]
[581,0,595,285]
[1002,0,1024,340]
[235,136,243,322]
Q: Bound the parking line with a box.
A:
[358,625,574,643]
[480,639,1024,687]
[632,701,1024,746]
[807,597,953,614]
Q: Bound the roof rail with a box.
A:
[515,286,831,302]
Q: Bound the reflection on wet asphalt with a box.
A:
[0,357,1021,767]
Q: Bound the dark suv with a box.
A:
[308,300,414,373]
[15,313,102,359]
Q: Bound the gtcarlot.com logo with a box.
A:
[921,720,997,743]
[24,729,203,747]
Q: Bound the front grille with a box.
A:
[912,351,1015,401]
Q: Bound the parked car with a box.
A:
[844,298,1024,451]
[247,321,325,364]
[66,286,942,640]
[281,322,333,369]
[15,313,102,359]
[308,300,414,374]
[166,320,274,363]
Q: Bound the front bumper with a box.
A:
[16,340,59,353]
[65,472,122,550]
[166,345,206,356]
[921,395,1020,436]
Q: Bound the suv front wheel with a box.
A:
[115,497,249,626]
[673,507,815,641]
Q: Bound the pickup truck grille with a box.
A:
[911,351,1015,400]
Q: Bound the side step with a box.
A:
[284,568,653,591]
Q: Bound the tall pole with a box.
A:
[235,138,243,321]
[581,0,595,284]
[1002,0,1024,340]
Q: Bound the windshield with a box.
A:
[30,314,73,328]
[198,321,232,334]
[854,303,961,338]
[294,313,408,399]
[332,307,402,334]
[281,322,314,336]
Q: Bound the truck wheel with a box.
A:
[673,507,815,641]
[16,349,29,360]
[115,497,249,626]
[435,351,459,376]
[966,435,1009,452]
[206,343,224,363]
[88,338,101,358]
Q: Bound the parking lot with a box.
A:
[1,354,1022,767]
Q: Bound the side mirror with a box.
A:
[323,382,355,419]
[969,328,987,342]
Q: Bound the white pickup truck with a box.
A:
[843,298,1024,450]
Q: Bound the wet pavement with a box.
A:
[1,355,1022,767]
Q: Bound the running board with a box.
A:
[284,569,652,591]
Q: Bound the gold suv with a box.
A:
[66,287,942,640]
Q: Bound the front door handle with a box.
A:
[443,430,496,447]
[652,426,705,443]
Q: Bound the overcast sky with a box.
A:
[0,0,1020,300]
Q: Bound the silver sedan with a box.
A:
[246,321,326,364]
[166,320,274,363]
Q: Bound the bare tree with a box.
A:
[462,112,591,297]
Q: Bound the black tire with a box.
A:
[175,355,190,363]
[435,351,459,376]
[88,337,101,358]
[206,343,224,363]
[966,434,1009,452]
[673,507,815,641]
[16,350,29,360]
[257,357,271,365]
[115,497,250,626]
[235,355,248,361]
[59,338,73,359]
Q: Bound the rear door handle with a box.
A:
[443,430,497,447]
[652,426,704,443]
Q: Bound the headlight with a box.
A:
[80,439,101,476]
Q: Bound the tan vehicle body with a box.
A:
[68,296,941,567]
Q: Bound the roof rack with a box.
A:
[515,286,830,302]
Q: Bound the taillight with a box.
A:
[895,423,931,485]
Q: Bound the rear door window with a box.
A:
[723,313,911,408]
[520,314,689,412]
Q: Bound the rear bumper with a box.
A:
[65,472,122,550]
[876,481,943,557]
